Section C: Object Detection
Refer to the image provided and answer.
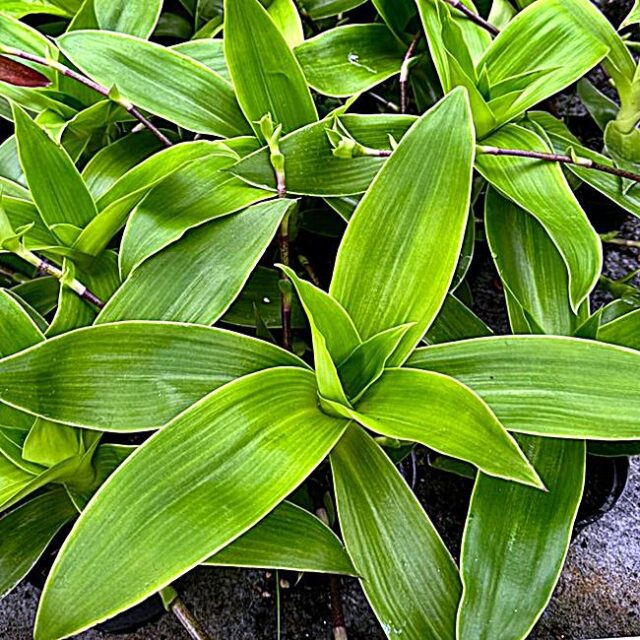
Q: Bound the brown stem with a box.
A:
[0,263,30,284]
[442,0,500,36]
[297,254,322,287]
[278,212,292,351]
[400,33,422,114]
[2,48,172,148]
[170,596,212,640]
[316,508,348,640]
[478,145,640,184]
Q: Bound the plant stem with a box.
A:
[1,47,173,148]
[442,0,500,36]
[298,254,322,287]
[169,596,212,640]
[278,211,292,351]
[17,249,104,309]
[477,145,640,184]
[601,236,640,249]
[316,507,348,640]
[0,263,30,284]
[400,33,422,114]
[369,91,400,112]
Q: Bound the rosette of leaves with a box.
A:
[0,1,639,640]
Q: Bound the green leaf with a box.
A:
[233,114,416,196]
[171,39,230,82]
[13,105,98,236]
[58,31,251,137]
[278,264,360,363]
[204,501,356,574]
[424,294,492,345]
[0,13,58,62]
[81,131,167,202]
[35,367,347,640]
[409,336,640,440]
[458,436,585,640]
[46,251,120,337]
[98,200,294,325]
[485,188,583,335]
[23,418,84,467]
[0,454,35,507]
[0,489,77,599]
[598,308,640,351]
[92,0,163,38]
[477,124,601,311]
[278,264,357,405]
[577,79,618,132]
[338,324,413,401]
[9,277,59,317]
[263,0,304,48]
[330,88,475,365]
[224,0,317,137]
[478,0,608,125]
[0,321,307,431]
[0,288,44,356]
[353,368,542,487]
[118,152,270,276]
[331,424,460,639]
[298,0,367,20]
[294,24,406,98]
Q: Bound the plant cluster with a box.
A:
[0,0,640,639]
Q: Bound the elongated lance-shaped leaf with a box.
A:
[224,0,317,137]
[338,324,413,401]
[477,0,607,125]
[278,264,360,363]
[458,436,585,640]
[13,104,98,236]
[81,131,166,201]
[119,153,271,276]
[278,264,356,405]
[76,141,232,256]
[172,39,229,80]
[58,31,251,137]
[424,294,492,345]
[409,336,640,440]
[477,124,601,311]
[80,0,163,38]
[300,0,367,19]
[0,489,77,599]
[233,113,416,196]
[331,424,461,639]
[204,501,356,575]
[0,288,44,356]
[0,321,307,431]
[35,367,347,640]
[330,88,475,365]
[598,308,640,351]
[294,24,406,98]
[23,418,84,468]
[98,200,294,325]
[458,205,586,640]
[485,188,584,335]
[0,289,44,432]
[352,368,541,487]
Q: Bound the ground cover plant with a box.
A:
[0,0,640,638]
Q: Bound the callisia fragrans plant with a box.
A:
[0,0,640,639]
